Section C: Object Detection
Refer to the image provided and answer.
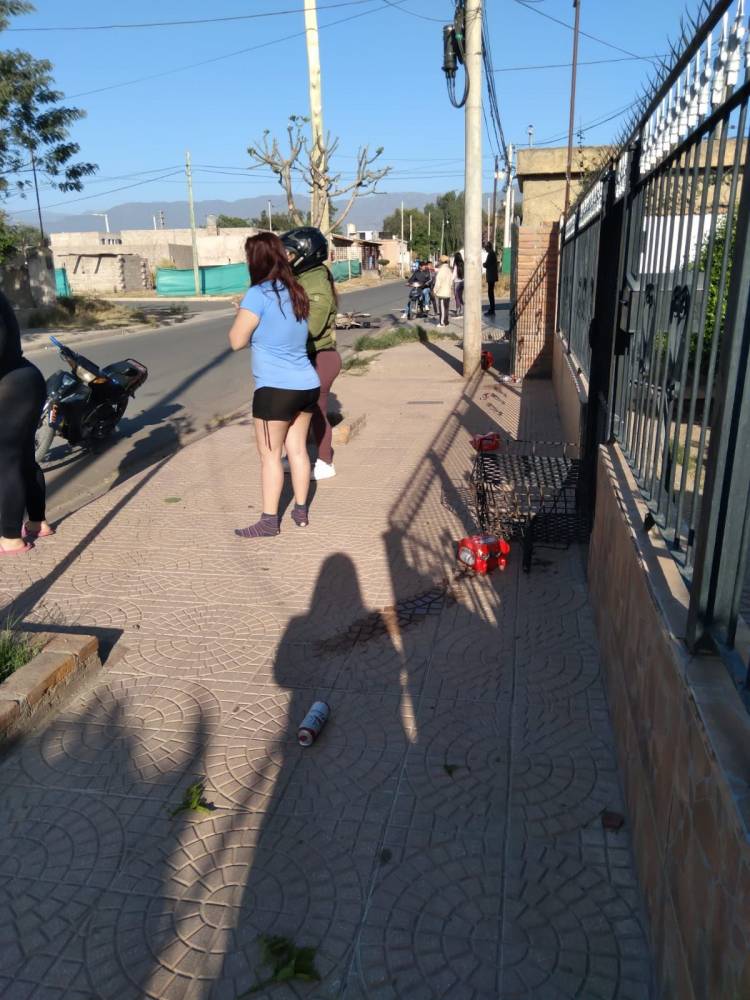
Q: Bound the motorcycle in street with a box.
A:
[406,282,431,320]
[35,335,149,463]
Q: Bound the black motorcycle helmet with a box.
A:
[280,226,328,275]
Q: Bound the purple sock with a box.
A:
[291,503,309,527]
[235,513,279,538]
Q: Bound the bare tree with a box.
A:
[248,115,390,236]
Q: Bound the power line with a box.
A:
[493,54,668,72]
[378,0,446,22]
[531,99,637,147]
[512,0,662,63]
[6,169,183,215]
[65,1,408,100]
[481,9,509,165]
[6,0,383,31]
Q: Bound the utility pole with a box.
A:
[267,200,273,232]
[304,0,330,233]
[29,148,45,242]
[185,150,201,297]
[563,0,582,223]
[440,217,445,258]
[409,213,413,246]
[462,0,483,377]
[503,144,514,253]
[491,156,500,249]
[400,199,404,276]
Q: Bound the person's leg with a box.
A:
[235,416,289,538]
[487,282,496,314]
[311,350,342,467]
[21,420,49,535]
[457,281,464,313]
[285,410,315,526]
[0,366,45,551]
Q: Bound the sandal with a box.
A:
[0,541,32,555]
[22,524,55,541]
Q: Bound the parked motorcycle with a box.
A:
[35,336,148,463]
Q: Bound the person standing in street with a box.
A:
[281,227,341,481]
[0,290,53,554]
[229,232,320,538]
[484,241,498,316]
[452,251,464,316]
[434,254,453,327]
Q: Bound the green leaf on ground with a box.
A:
[163,496,182,504]
[169,781,215,818]
[240,934,321,995]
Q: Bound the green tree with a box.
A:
[695,216,736,372]
[0,210,41,262]
[216,214,250,228]
[0,1,96,199]
[249,210,308,231]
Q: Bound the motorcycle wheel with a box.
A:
[34,423,55,464]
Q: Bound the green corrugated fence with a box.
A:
[156,262,250,297]
[331,260,362,282]
[55,267,70,297]
[156,259,362,296]
[501,248,513,275]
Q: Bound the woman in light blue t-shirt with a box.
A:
[228,232,321,538]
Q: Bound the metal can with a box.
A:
[297,701,330,746]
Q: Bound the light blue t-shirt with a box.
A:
[240,281,320,391]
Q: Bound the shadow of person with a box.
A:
[209,553,416,999]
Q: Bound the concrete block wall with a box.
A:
[588,444,750,999]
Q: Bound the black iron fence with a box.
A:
[559,0,750,681]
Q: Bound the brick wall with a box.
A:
[510,222,560,379]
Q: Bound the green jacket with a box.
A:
[299,265,337,355]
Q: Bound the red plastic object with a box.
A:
[470,432,501,452]
[456,534,511,574]
[480,350,493,371]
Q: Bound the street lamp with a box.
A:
[91,212,110,233]
[527,124,535,147]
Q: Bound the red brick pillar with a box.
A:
[510,222,560,378]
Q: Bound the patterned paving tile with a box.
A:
[0,352,655,999]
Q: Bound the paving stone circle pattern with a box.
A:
[0,343,654,998]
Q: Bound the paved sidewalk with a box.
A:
[0,341,654,999]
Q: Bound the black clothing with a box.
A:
[0,290,23,376]
[484,249,499,283]
[487,282,496,314]
[408,269,431,288]
[0,363,47,537]
[0,290,47,537]
[252,385,321,422]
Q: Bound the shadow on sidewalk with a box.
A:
[44,345,231,507]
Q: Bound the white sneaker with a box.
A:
[312,459,336,480]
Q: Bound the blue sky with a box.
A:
[4,0,689,221]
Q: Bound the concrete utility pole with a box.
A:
[563,0,582,223]
[185,151,201,297]
[267,200,273,232]
[503,144,514,254]
[304,0,330,233]
[462,0,483,377]
[491,156,500,249]
[400,200,404,276]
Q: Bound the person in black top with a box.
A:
[0,291,52,554]
[401,261,432,317]
[484,242,499,316]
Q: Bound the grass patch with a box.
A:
[342,354,374,375]
[354,325,459,352]
[26,295,187,331]
[0,620,41,684]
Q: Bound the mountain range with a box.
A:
[35,191,443,234]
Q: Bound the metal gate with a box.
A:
[560,0,750,670]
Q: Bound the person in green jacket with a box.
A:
[281,227,341,480]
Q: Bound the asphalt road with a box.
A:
[25,283,508,519]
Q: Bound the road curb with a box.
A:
[332,413,367,446]
[0,632,101,745]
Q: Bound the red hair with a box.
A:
[244,232,310,322]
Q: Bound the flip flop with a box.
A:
[22,524,55,541]
[0,542,32,555]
